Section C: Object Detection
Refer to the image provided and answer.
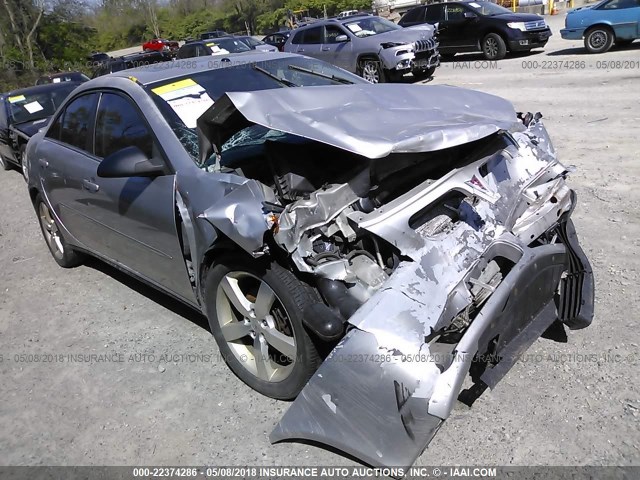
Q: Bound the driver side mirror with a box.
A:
[335,34,350,42]
[464,11,478,19]
[97,146,166,178]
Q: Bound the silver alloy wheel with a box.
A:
[362,61,380,83]
[484,37,498,58]
[589,30,607,50]
[216,271,297,382]
[38,202,64,259]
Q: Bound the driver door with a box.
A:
[441,4,478,49]
[88,91,195,301]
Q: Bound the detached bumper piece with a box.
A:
[271,228,594,469]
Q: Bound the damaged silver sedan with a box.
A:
[26,53,594,469]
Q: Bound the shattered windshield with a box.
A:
[7,84,79,124]
[344,17,400,37]
[147,56,366,163]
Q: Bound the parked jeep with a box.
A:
[283,15,439,83]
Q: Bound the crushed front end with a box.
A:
[195,85,594,468]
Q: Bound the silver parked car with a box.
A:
[283,15,440,82]
[26,53,593,469]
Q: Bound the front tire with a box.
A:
[204,255,322,399]
[358,57,386,84]
[35,193,84,268]
[584,26,614,54]
[482,33,507,60]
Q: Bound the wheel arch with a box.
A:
[584,22,616,38]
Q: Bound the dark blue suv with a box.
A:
[399,0,552,60]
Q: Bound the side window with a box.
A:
[46,113,63,141]
[446,5,466,21]
[401,7,423,24]
[303,27,323,44]
[59,94,98,153]
[324,25,347,43]
[95,93,154,159]
[198,45,210,56]
[178,45,194,59]
[425,5,444,23]
[291,31,305,44]
[602,0,638,8]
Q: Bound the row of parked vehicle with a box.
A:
[2,0,637,175]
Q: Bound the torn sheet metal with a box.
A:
[198,84,521,160]
[271,119,594,468]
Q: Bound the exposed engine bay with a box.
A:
[188,84,594,469]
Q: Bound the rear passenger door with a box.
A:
[38,92,100,249]
[289,26,323,58]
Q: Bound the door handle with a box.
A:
[39,158,48,168]
[82,179,100,193]
[297,48,304,52]
[321,47,330,51]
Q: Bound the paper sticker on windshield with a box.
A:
[347,24,362,32]
[8,95,26,103]
[469,2,481,7]
[167,94,214,128]
[24,101,44,114]
[53,78,61,83]
[206,42,218,47]
[152,78,204,101]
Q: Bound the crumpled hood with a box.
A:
[199,84,520,161]
[12,117,50,138]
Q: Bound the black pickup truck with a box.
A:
[399,0,552,60]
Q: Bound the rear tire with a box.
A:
[584,26,614,53]
[204,255,322,399]
[482,33,507,60]
[35,193,84,268]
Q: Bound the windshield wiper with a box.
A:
[252,63,298,87]
[288,64,354,85]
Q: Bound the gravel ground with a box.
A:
[1,13,638,469]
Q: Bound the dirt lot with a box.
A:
[1,13,638,469]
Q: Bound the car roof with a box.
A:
[108,51,300,85]
[295,14,380,29]
[6,81,84,97]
